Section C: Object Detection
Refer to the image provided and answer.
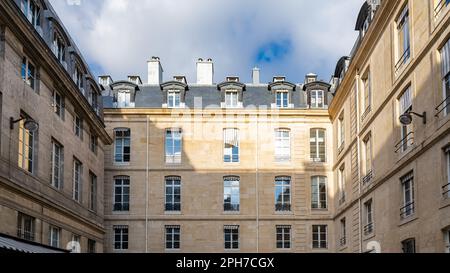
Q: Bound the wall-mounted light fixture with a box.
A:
[10,117,39,132]
[399,111,427,126]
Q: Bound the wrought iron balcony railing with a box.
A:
[395,47,410,73]
[362,170,374,186]
[364,222,374,236]
[400,202,415,219]
[395,132,414,154]
[435,96,450,118]
[443,183,450,198]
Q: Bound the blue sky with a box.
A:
[49,0,363,84]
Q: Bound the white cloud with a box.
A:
[49,0,363,84]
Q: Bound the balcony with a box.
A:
[443,183,450,198]
[361,106,372,123]
[395,132,414,154]
[362,170,374,186]
[434,0,449,18]
[364,222,374,236]
[394,47,410,74]
[400,202,415,219]
[339,237,347,247]
[435,96,450,118]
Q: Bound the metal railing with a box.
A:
[340,237,347,247]
[395,47,410,73]
[362,170,374,186]
[435,96,450,117]
[364,222,374,236]
[434,0,449,17]
[339,193,346,206]
[395,132,414,154]
[443,183,450,198]
[17,229,35,242]
[400,202,415,219]
[275,203,291,212]
[361,106,372,122]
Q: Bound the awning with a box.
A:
[0,233,68,253]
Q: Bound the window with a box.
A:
[52,91,64,119]
[114,176,130,212]
[87,239,96,253]
[73,66,84,91]
[74,115,83,139]
[312,225,327,249]
[361,71,372,117]
[70,234,81,253]
[49,226,60,248]
[224,225,239,250]
[117,91,132,108]
[17,213,35,241]
[113,226,128,250]
[72,159,82,202]
[21,57,36,90]
[225,90,239,108]
[167,91,181,108]
[52,32,65,63]
[311,176,327,210]
[338,114,345,149]
[440,39,450,116]
[399,87,413,152]
[18,114,35,173]
[114,129,131,163]
[165,129,182,164]
[310,129,326,162]
[89,172,97,212]
[445,229,450,253]
[395,4,410,71]
[276,226,291,249]
[89,134,98,154]
[362,135,373,184]
[401,172,415,219]
[276,91,289,108]
[310,90,324,108]
[20,0,40,28]
[445,149,450,198]
[165,226,180,250]
[364,199,374,235]
[224,128,239,163]
[402,238,416,253]
[275,176,291,212]
[224,176,240,212]
[340,218,346,246]
[338,166,346,204]
[165,176,181,212]
[51,140,63,189]
[275,129,291,162]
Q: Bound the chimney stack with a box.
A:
[305,73,318,84]
[148,56,163,85]
[196,58,214,85]
[252,67,260,85]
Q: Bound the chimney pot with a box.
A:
[252,67,260,85]
[196,58,214,85]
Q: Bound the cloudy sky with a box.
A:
[49,0,363,84]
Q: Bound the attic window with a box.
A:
[20,0,40,28]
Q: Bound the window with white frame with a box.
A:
[224,128,239,163]
[113,226,128,250]
[20,0,40,28]
[89,172,97,212]
[276,91,289,108]
[362,135,373,183]
[51,139,63,190]
[165,129,182,164]
[276,226,291,249]
[312,225,327,249]
[165,176,181,212]
[361,70,372,116]
[399,87,413,152]
[114,128,131,163]
[364,199,374,235]
[21,57,36,90]
[18,114,35,174]
[338,114,345,148]
[52,90,64,119]
[310,90,324,108]
[165,226,180,250]
[395,4,410,71]
[440,38,450,116]
[72,158,82,202]
[117,90,132,108]
[52,32,65,64]
[49,226,60,248]
[275,176,291,212]
[401,172,415,219]
[224,225,239,250]
[113,176,130,212]
[73,66,84,91]
[338,166,346,203]
[311,176,328,210]
[275,129,291,162]
[225,90,239,108]
[17,213,35,242]
[74,115,83,139]
[310,129,326,162]
[224,176,240,212]
[167,90,181,108]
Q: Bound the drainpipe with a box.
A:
[355,71,363,253]
[256,113,260,253]
[145,115,149,253]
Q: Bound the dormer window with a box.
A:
[310,90,324,109]
[218,77,245,109]
[111,81,139,109]
[117,90,132,108]
[52,32,66,64]
[73,66,84,93]
[167,90,181,108]
[276,91,289,108]
[225,90,239,108]
[20,0,40,28]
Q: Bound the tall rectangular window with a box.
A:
[113,226,128,250]
[395,5,410,71]
[361,71,371,118]
[312,225,327,249]
[310,129,326,162]
[275,176,291,212]
[445,149,450,198]
[17,213,35,242]
[224,176,240,212]
[74,115,83,139]
[276,226,291,249]
[311,176,327,210]
[165,176,181,212]
[20,0,40,27]
[340,218,346,246]
[49,226,60,248]
[18,114,35,173]
[52,91,64,119]
[90,133,98,155]
[87,239,96,253]
[167,91,181,108]
[402,238,416,253]
[399,87,413,152]
[21,57,36,90]
[338,114,345,148]
[52,33,65,63]
[114,128,131,163]
[310,90,324,108]
[445,229,450,253]
[114,176,130,212]
[117,91,131,108]
[440,39,450,116]
[225,91,239,108]
[165,129,182,164]
[224,129,239,163]
[276,91,289,108]
[72,159,82,202]
[362,135,373,185]
[275,129,291,162]
[401,172,415,219]
[364,199,374,235]
[51,140,63,189]
[89,172,97,212]
[224,225,239,250]
[165,226,180,250]
[338,166,346,203]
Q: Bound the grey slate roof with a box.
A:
[0,233,68,253]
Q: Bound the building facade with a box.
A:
[0,0,111,253]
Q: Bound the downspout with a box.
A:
[145,115,149,253]
[256,114,260,253]
[355,71,363,253]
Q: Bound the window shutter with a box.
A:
[442,39,450,78]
